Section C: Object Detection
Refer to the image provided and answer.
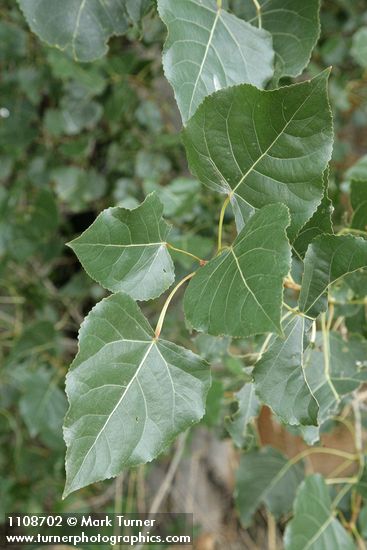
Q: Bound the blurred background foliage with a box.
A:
[0,0,367,546]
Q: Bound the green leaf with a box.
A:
[46,49,107,94]
[52,166,107,212]
[351,180,367,231]
[203,379,224,427]
[125,0,152,25]
[63,292,211,497]
[143,178,201,218]
[225,383,260,448]
[304,332,367,423]
[345,155,367,182]
[5,321,56,367]
[19,367,67,450]
[253,316,318,426]
[240,0,320,81]
[18,0,130,62]
[60,84,103,135]
[158,0,274,124]
[351,27,367,69]
[195,334,230,362]
[68,194,175,301]
[0,21,27,62]
[284,474,356,550]
[183,71,333,240]
[299,235,367,318]
[293,181,334,259]
[184,204,291,337]
[169,234,213,270]
[235,446,304,526]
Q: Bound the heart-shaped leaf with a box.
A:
[183,71,333,240]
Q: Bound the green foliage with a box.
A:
[235,446,304,526]
[64,292,210,496]
[253,316,318,426]
[351,27,367,69]
[2,0,367,545]
[158,0,274,123]
[184,204,291,337]
[225,384,260,448]
[182,72,333,238]
[17,0,152,62]
[68,194,175,300]
[284,475,356,549]
[299,235,367,318]
[231,0,320,81]
[351,180,367,231]
[304,332,367,423]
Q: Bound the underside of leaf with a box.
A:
[159,0,274,123]
[63,292,211,497]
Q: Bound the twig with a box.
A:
[135,432,188,550]
[149,432,188,516]
[267,510,277,550]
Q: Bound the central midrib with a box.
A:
[67,339,155,490]
[230,83,319,197]
[188,6,221,119]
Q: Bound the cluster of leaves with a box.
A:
[2,0,367,546]
[0,0,218,518]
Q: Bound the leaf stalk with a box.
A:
[217,194,231,251]
[154,272,196,338]
[252,0,262,29]
[166,243,206,265]
[337,227,367,237]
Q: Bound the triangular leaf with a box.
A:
[183,72,333,240]
[299,234,367,318]
[284,474,356,550]
[304,332,367,423]
[158,0,274,123]
[225,383,260,448]
[235,446,304,527]
[18,0,130,62]
[253,315,318,426]
[68,194,175,301]
[63,292,211,497]
[184,204,291,337]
